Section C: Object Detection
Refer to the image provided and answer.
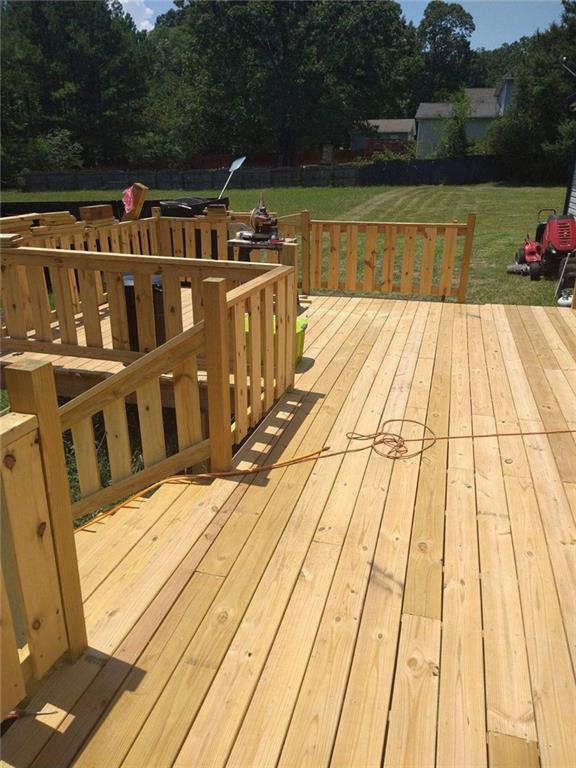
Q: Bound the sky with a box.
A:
[121,0,564,50]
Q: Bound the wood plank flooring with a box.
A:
[2,296,576,768]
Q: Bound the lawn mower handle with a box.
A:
[538,208,557,220]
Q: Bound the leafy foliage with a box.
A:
[1,0,149,176]
[485,0,576,180]
[1,0,574,182]
[435,90,471,157]
[417,0,475,100]
[25,129,84,171]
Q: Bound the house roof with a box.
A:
[416,88,500,120]
[366,119,416,134]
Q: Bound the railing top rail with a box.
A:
[226,265,294,308]
[59,321,206,430]
[0,411,38,444]
[1,246,277,278]
[311,218,469,230]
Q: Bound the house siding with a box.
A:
[566,159,576,216]
[416,117,494,158]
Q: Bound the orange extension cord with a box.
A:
[74,420,576,534]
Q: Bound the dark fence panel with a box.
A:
[357,156,505,186]
[0,199,155,219]
[13,156,506,195]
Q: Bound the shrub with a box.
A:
[25,129,84,171]
[435,90,471,158]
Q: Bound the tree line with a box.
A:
[1,0,574,185]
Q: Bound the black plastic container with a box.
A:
[158,196,229,217]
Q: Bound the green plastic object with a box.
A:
[245,314,308,364]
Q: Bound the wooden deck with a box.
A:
[2,295,576,768]
[0,286,198,386]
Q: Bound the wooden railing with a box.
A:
[1,207,476,301]
[1,241,295,520]
[1,369,87,719]
[56,319,209,517]
[1,244,276,362]
[308,214,476,301]
[54,264,293,517]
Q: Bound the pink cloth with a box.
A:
[122,185,135,213]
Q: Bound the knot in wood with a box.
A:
[3,453,16,470]
[32,618,41,631]
[37,521,47,539]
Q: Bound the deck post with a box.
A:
[203,277,233,472]
[4,359,87,660]
[301,209,311,295]
[458,212,476,303]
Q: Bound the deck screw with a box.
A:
[37,521,47,539]
[3,454,16,470]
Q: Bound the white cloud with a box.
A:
[121,0,155,32]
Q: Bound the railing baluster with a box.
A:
[133,273,157,352]
[104,271,130,350]
[312,222,322,289]
[262,285,275,411]
[439,227,458,298]
[200,220,212,259]
[174,356,202,450]
[363,224,377,293]
[77,268,103,347]
[25,264,52,341]
[2,263,27,338]
[381,224,397,293]
[71,417,101,497]
[103,399,132,482]
[184,220,196,258]
[301,210,311,295]
[50,267,78,344]
[275,277,287,396]
[285,270,296,388]
[328,224,340,290]
[136,379,166,466]
[400,225,417,293]
[191,277,204,323]
[420,227,437,295]
[345,224,358,291]
[248,292,263,426]
[172,222,185,258]
[233,301,249,442]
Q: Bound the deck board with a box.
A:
[2,296,576,768]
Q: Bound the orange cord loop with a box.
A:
[75,421,576,533]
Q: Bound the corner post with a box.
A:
[4,359,87,659]
[203,278,232,472]
[301,210,311,295]
[458,212,476,303]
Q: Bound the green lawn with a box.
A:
[3,183,566,305]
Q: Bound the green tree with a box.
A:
[26,129,84,171]
[1,0,150,178]
[435,90,470,157]
[417,0,475,99]
[147,0,418,164]
[486,1,576,180]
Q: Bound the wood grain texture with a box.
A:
[3,295,576,768]
[383,614,441,768]
[1,430,68,678]
[1,570,27,719]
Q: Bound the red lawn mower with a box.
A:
[509,209,576,302]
